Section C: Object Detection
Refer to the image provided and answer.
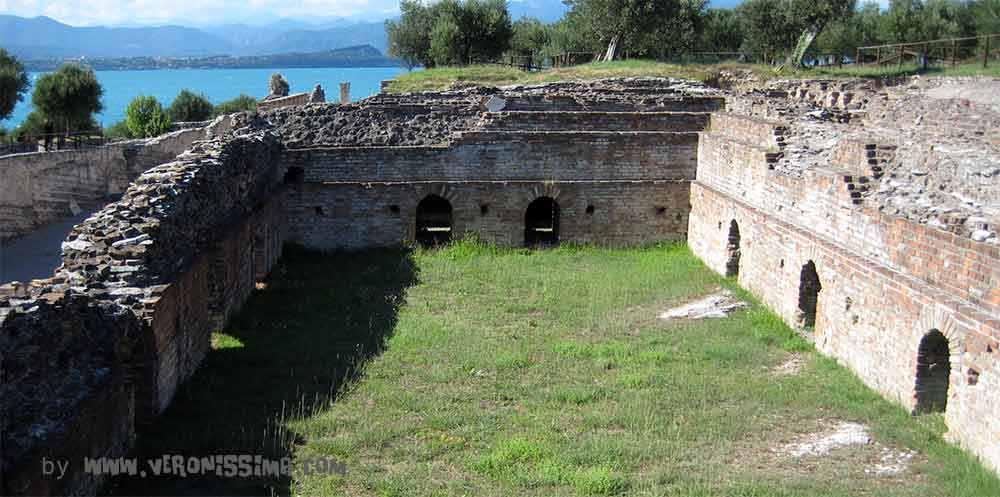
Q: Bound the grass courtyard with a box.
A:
[114,241,1000,496]
[384,60,1000,93]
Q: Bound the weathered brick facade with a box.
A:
[283,111,707,249]
[687,112,1000,473]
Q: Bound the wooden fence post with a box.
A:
[898,45,904,69]
[985,36,991,68]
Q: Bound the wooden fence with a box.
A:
[857,33,1000,68]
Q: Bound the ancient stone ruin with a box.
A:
[1,75,998,494]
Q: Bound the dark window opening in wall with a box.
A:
[656,207,667,216]
[480,204,489,216]
[725,220,741,278]
[389,205,400,214]
[796,261,822,329]
[525,197,560,247]
[586,205,595,215]
[416,195,453,247]
[914,329,951,413]
[283,166,304,185]
[314,206,324,216]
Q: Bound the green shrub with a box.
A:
[103,120,133,139]
[214,94,257,116]
[168,90,214,122]
[125,95,172,138]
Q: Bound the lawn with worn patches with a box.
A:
[384,60,1000,93]
[111,241,1000,496]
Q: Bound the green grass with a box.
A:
[111,240,1000,496]
[385,59,1000,93]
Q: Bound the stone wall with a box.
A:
[288,181,690,249]
[687,112,1000,473]
[284,131,698,184]
[0,127,205,242]
[0,116,287,495]
[1,293,142,496]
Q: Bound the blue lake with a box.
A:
[2,66,411,129]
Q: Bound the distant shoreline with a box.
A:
[21,46,404,72]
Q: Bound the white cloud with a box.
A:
[0,0,399,26]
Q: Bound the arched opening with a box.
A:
[415,195,453,246]
[725,220,741,277]
[796,261,821,329]
[525,197,560,247]
[914,329,951,413]
[283,166,304,185]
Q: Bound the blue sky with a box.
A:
[0,0,890,27]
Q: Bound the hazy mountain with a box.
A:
[0,15,235,58]
[0,15,393,59]
[251,22,389,55]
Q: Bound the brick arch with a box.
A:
[414,184,462,206]
[910,307,964,414]
[521,183,573,206]
[914,306,963,355]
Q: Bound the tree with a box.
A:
[168,90,214,122]
[31,64,103,134]
[971,0,1000,37]
[387,0,513,67]
[633,0,708,57]
[783,0,856,66]
[815,1,885,60]
[125,95,171,138]
[563,0,685,61]
[0,48,29,122]
[698,8,745,53]
[387,0,439,68]
[738,0,798,63]
[269,73,290,96]
[214,94,258,116]
[510,17,552,64]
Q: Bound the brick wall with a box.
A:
[288,181,690,249]
[481,111,710,132]
[688,114,1000,474]
[0,118,288,495]
[284,131,698,184]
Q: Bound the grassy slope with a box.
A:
[112,241,1000,496]
[385,60,1000,93]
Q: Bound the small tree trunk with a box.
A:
[785,25,822,68]
[604,34,621,62]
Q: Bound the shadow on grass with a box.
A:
[106,244,419,496]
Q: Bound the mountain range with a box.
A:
[0,0,572,60]
[0,15,392,59]
[0,0,744,61]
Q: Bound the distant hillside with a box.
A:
[0,15,234,58]
[21,46,400,71]
[209,21,390,55]
[0,15,391,59]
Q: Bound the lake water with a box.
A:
[1,66,410,129]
